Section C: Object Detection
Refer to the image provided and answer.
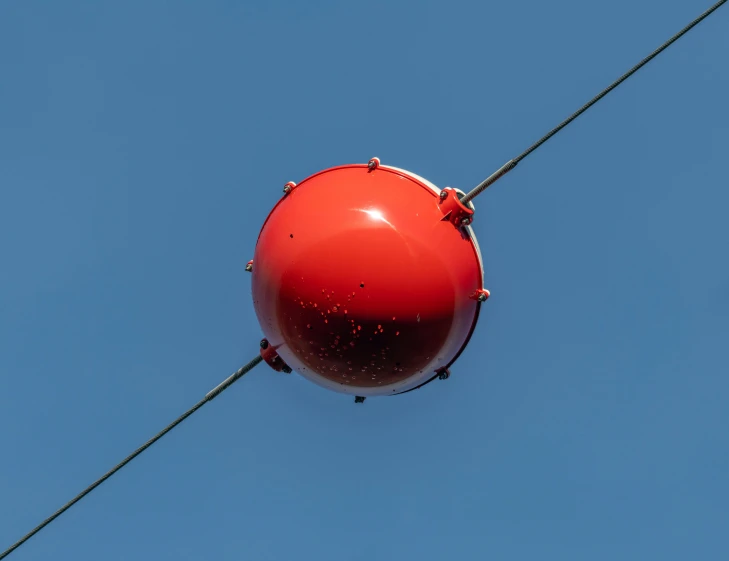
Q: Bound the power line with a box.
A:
[2,2,727,559]
[0,354,264,561]
[460,0,727,205]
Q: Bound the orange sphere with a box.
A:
[250,160,488,397]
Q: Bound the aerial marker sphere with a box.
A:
[250,160,489,397]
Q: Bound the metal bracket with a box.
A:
[259,339,292,373]
[470,289,490,302]
[438,188,474,227]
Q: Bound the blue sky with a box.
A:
[1,1,727,559]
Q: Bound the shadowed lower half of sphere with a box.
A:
[251,164,484,396]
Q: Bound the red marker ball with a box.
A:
[251,160,488,397]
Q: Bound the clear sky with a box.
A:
[1,1,727,560]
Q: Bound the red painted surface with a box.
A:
[251,164,486,396]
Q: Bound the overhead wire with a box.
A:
[0,354,264,560]
[1,1,727,559]
[460,0,727,205]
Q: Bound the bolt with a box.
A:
[461,217,472,226]
[438,369,450,380]
[283,181,296,195]
[281,365,292,374]
[354,395,366,403]
[245,260,253,272]
[260,339,269,349]
[478,293,487,302]
[439,190,448,201]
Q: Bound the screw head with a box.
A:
[461,217,472,226]
[260,339,269,349]
[281,365,292,374]
[439,190,448,201]
[438,369,450,380]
